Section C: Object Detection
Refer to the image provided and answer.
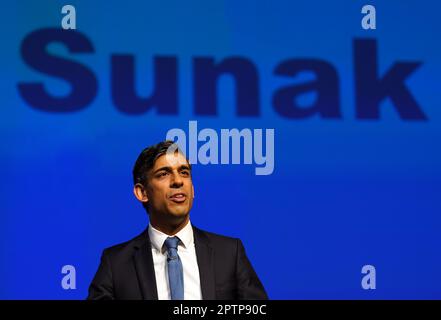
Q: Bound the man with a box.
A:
[87,140,268,300]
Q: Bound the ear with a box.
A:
[192,184,195,199]
[133,183,149,204]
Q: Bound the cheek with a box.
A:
[188,191,194,206]
[148,186,167,204]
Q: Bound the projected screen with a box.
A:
[1,0,440,299]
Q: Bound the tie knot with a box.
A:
[164,236,180,250]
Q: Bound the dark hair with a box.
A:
[132,140,190,187]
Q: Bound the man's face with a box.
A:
[140,152,194,222]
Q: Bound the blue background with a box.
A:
[1,0,440,299]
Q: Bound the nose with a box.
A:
[170,170,184,188]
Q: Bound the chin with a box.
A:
[168,208,189,217]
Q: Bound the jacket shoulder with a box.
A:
[101,229,147,257]
[193,226,241,249]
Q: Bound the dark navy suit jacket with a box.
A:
[87,226,268,300]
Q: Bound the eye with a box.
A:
[181,170,190,176]
[157,171,168,177]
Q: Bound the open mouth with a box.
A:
[169,193,186,203]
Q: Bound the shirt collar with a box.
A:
[148,220,194,252]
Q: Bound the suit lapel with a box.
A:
[193,226,216,300]
[132,225,215,300]
[133,229,158,300]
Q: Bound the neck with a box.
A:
[150,215,190,235]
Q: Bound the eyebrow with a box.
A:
[152,165,191,175]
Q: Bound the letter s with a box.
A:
[18,28,97,112]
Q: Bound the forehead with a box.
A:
[152,152,189,170]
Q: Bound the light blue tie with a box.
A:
[164,236,184,300]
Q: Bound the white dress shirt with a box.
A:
[148,221,202,300]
